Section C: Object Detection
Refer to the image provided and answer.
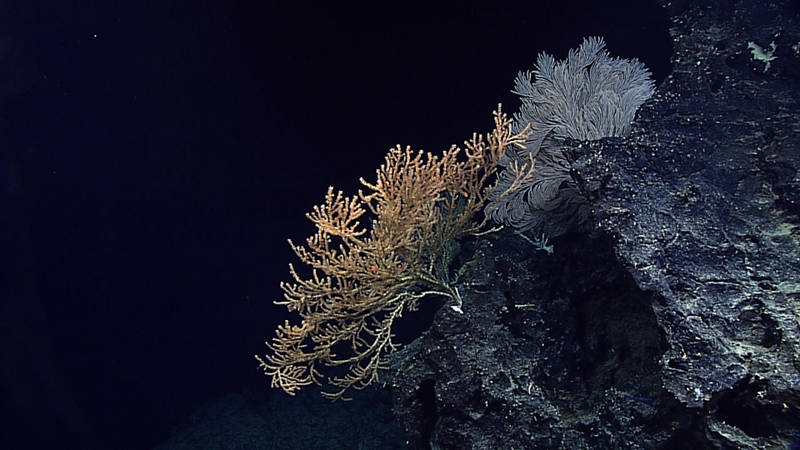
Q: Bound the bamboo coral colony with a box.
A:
[256,106,533,400]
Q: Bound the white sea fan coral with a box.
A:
[488,36,655,237]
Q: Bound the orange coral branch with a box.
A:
[256,105,532,400]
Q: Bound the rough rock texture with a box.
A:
[386,0,800,448]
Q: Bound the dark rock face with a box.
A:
[386,1,800,448]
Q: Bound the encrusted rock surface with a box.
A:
[387,1,800,448]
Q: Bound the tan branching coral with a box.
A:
[256,106,532,400]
